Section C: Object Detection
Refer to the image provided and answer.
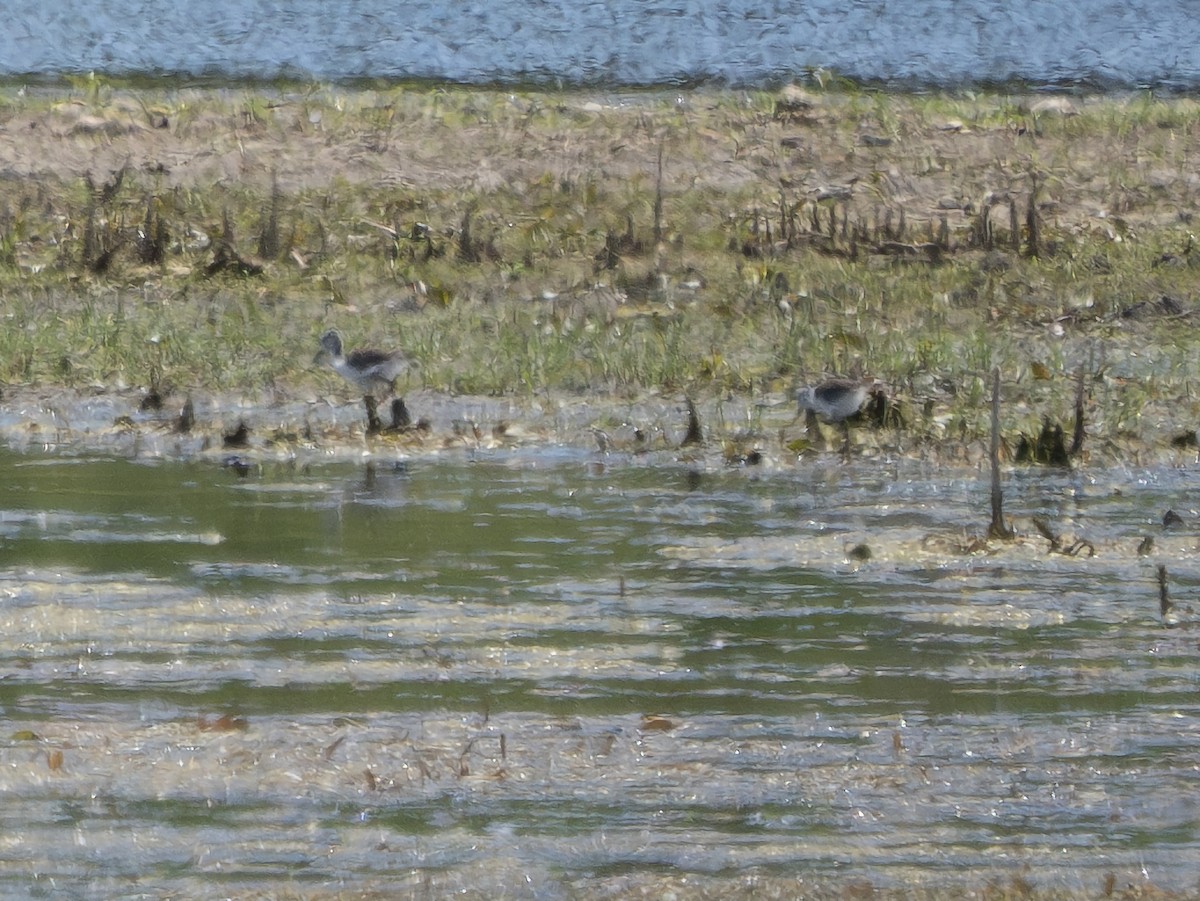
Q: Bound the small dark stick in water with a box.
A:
[389,397,412,431]
[987,367,1014,539]
[681,397,703,447]
[1159,565,1172,619]
[175,397,195,434]
[1069,366,1086,457]
[1156,565,1196,626]
[222,420,250,449]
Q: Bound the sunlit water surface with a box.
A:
[4,0,1200,88]
[0,446,1198,898]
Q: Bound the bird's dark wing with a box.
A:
[345,348,394,368]
[813,380,859,404]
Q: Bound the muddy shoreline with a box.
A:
[2,84,1200,467]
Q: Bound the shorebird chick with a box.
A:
[315,329,410,396]
[315,328,412,433]
[796,378,876,458]
[796,378,872,423]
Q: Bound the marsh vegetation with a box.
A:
[4,78,1200,901]
[1,79,1199,461]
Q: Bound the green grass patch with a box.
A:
[1,82,1200,451]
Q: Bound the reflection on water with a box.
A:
[0,448,1197,896]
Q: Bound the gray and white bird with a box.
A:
[314,328,411,398]
[795,378,873,423]
[796,377,879,458]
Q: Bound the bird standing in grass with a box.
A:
[796,378,871,423]
[314,328,412,433]
[796,378,876,458]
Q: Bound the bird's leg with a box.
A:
[840,421,852,462]
[805,409,837,452]
[804,408,824,445]
[363,395,383,435]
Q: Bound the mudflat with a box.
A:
[1,83,1198,461]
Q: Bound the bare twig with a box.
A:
[1069,367,1086,456]
[1025,171,1041,258]
[988,367,1015,539]
[681,397,703,447]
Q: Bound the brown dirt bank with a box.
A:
[3,84,1196,230]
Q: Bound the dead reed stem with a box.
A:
[988,367,1014,540]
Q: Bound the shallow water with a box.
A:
[0,443,1198,898]
[4,0,1200,89]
